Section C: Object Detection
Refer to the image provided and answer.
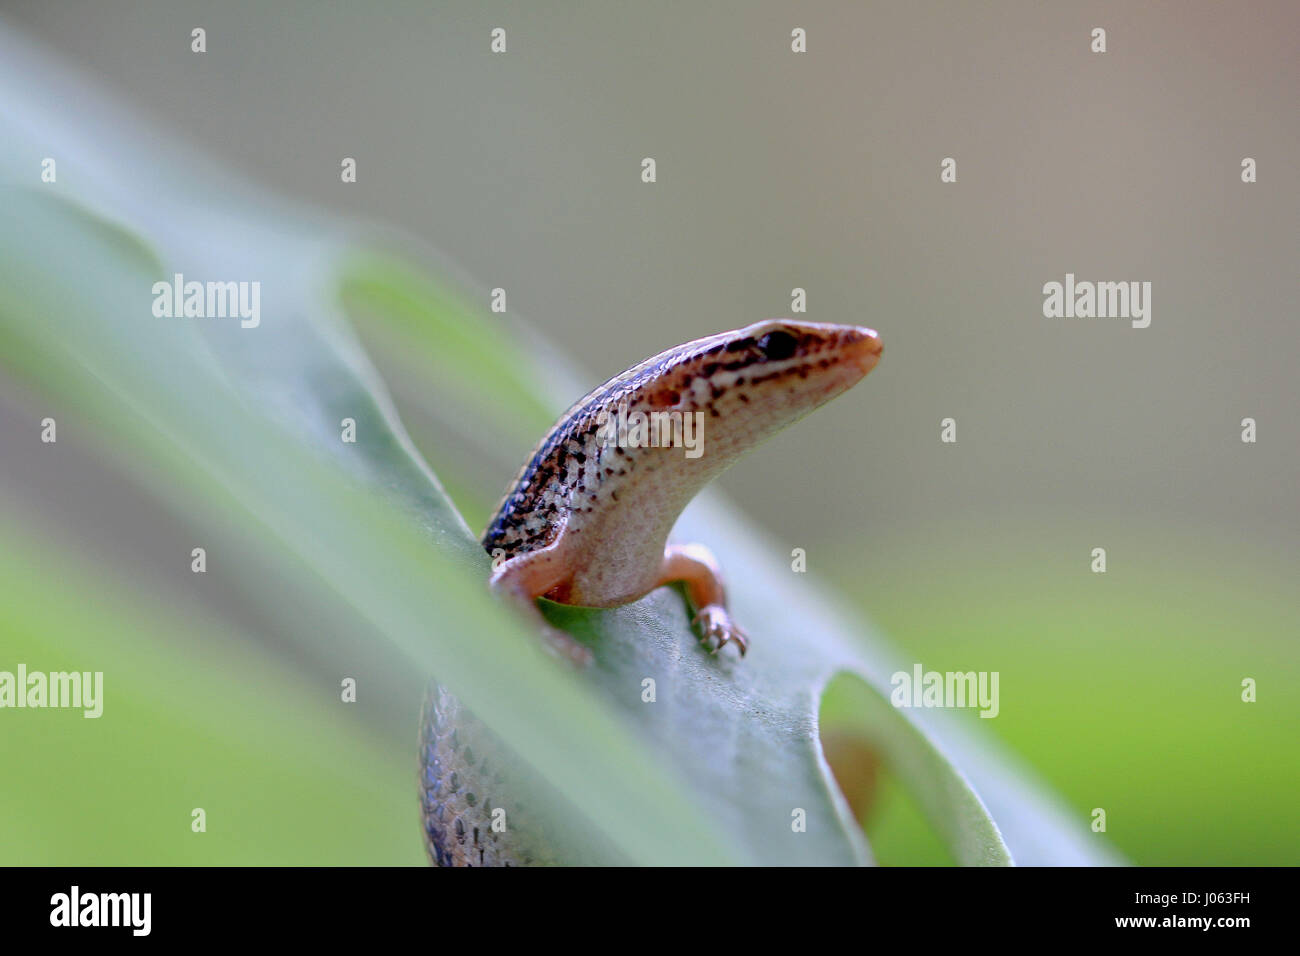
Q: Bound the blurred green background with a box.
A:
[1,1,1296,865]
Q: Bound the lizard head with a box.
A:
[721,318,882,395]
[681,317,880,418]
[622,319,882,467]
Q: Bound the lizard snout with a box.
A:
[842,326,883,375]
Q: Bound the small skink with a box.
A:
[420,319,883,865]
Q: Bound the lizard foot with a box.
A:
[692,604,749,657]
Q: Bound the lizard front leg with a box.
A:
[657,543,749,656]
[489,520,591,667]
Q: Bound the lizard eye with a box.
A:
[757,330,798,360]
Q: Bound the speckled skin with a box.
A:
[420,319,882,865]
[419,685,561,866]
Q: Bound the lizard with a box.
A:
[420,318,882,865]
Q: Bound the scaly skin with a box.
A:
[420,319,882,865]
